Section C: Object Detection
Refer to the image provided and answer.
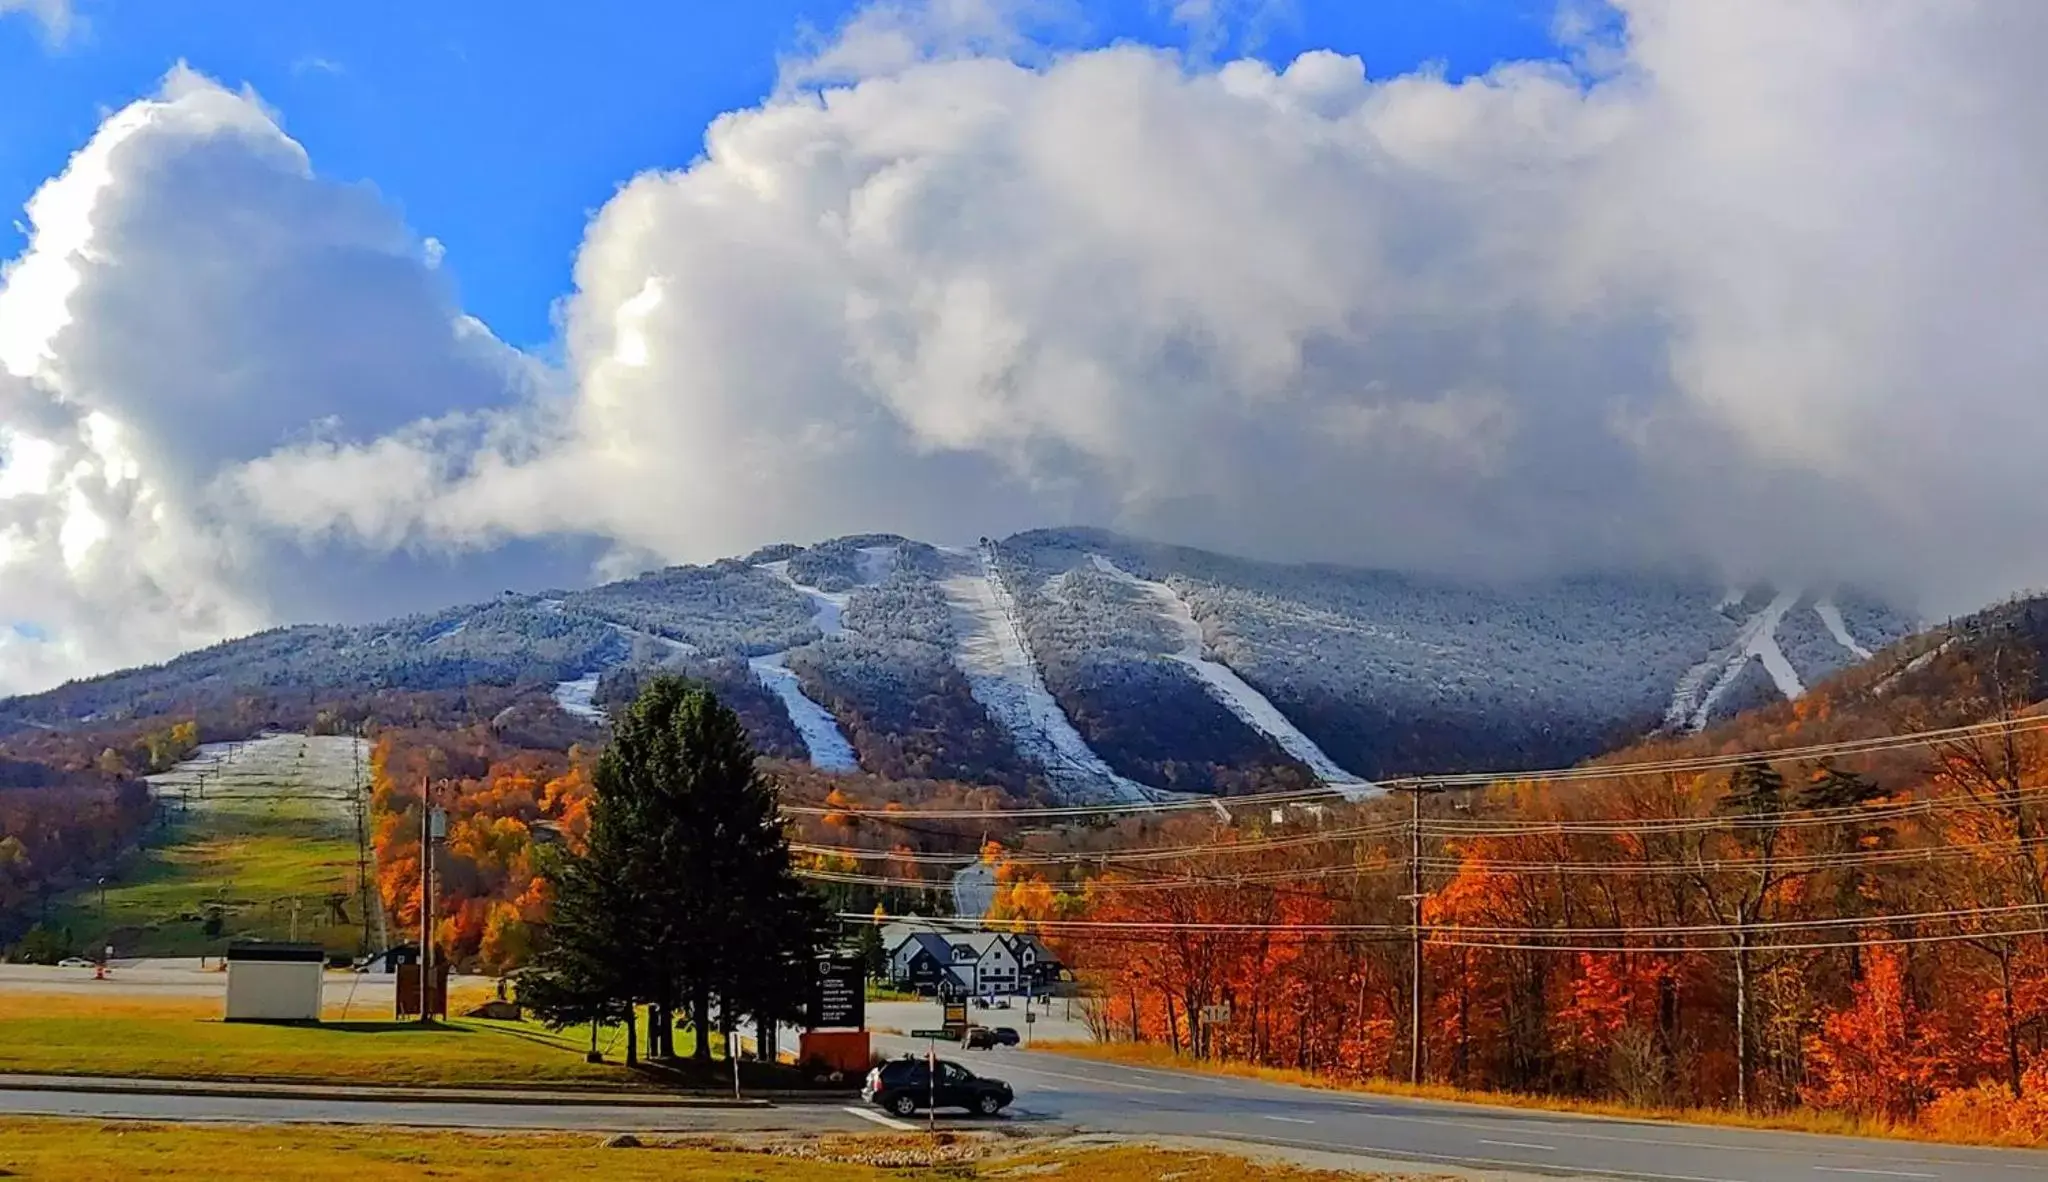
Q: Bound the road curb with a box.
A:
[0,1075,859,1109]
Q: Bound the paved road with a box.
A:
[872,1034,2048,1182]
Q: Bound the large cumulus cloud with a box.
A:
[7,0,2048,693]
[0,67,589,692]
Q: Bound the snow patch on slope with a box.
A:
[1815,599,1874,661]
[938,545,1155,804]
[1088,555,1377,798]
[1688,590,1804,731]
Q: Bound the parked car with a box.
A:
[55,957,93,968]
[864,1056,1014,1117]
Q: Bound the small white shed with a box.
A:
[224,941,325,1022]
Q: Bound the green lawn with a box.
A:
[44,790,371,959]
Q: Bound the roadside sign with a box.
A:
[428,808,448,840]
[1025,1009,1036,1023]
[1200,1003,1231,1024]
[808,954,865,1030]
[910,1028,959,1040]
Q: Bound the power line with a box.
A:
[782,715,2048,821]
[837,901,2048,940]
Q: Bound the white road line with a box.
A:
[842,1106,916,1132]
[996,1063,1183,1093]
[1261,1115,1315,1124]
[1480,1139,1555,1151]
[1812,1170,1936,1179]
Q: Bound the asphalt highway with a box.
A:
[870,1033,2048,1182]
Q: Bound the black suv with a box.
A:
[863,1056,1014,1117]
[966,1025,1021,1048]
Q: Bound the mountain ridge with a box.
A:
[0,528,1919,798]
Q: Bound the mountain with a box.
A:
[0,528,1918,799]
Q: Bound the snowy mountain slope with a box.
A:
[936,544,1155,804]
[1087,555,1376,796]
[996,529,1916,780]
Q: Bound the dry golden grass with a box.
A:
[1035,1041,2046,1150]
[0,1121,1415,1181]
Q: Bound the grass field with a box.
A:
[0,994,639,1087]
[43,736,373,959]
[0,1123,1393,1182]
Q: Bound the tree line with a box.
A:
[981,732,2047,1144]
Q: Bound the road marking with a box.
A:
[1480,1139,1555,1151]
[1260,1115,1315,1124]
[842,1106,916,1132]
[1813,1170,1936,1179]
[994,1063,1183,1093]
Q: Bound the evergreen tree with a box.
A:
[519,675,826,1067]
[518,819,644,1061]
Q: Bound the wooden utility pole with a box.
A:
[1398,783,1444,1087]
[1408,786,1423,1085]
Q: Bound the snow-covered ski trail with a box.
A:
[748,652,860,771]
[937,546,1156,805]
[1088,556,1378,799]
[1687,591,1804,731]
[750,560,861,772]
[1815,599,1874,661]
[553,674,603,722]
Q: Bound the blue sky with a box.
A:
[0,0,1563,349]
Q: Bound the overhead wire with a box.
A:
[779,714,2048,821]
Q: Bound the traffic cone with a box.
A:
[94,962,105,980]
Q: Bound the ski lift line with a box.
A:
[780,715,2048,821]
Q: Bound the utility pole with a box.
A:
[419,774,434,1025]
[352,725,372,959]
[1398,783,1442,1087]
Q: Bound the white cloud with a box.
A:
[0,66,555,693]
[8,1,2048,694]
